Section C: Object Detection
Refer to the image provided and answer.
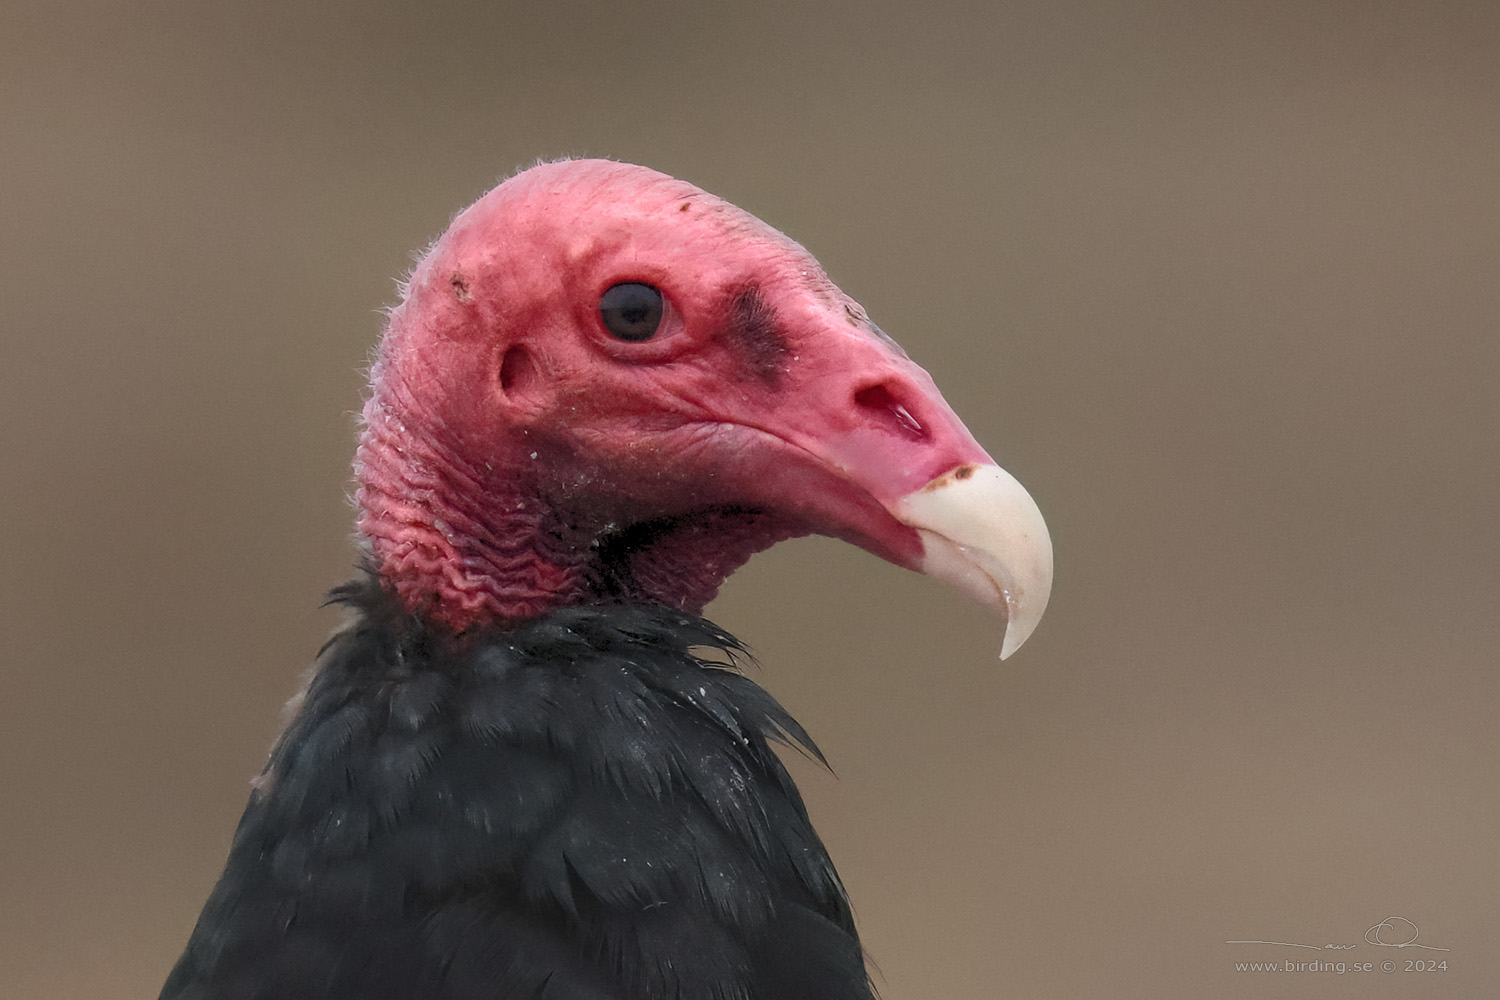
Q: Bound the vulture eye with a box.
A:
[599,282,664,341]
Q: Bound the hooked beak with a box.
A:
[891,463,1053,658]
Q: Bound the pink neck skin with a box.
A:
[354,386,804,632]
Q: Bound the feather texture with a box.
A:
[160,576,873,1000]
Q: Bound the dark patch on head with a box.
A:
[954,464,976,480]
[450,272,472,303]
[679,202,692,212]
[716,283,790,383]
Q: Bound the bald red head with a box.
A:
[356,160,1051,655]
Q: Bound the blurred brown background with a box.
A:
[3,2,1497,997]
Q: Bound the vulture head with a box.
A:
[356,159,1051,657]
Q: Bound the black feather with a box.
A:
[160,576,874,1000]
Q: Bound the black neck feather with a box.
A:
[161,576,873,1000]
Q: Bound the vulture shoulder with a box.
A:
[160,577,874,1000]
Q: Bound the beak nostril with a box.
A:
[854,383,927,440]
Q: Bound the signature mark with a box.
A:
[1227,916,1448,953]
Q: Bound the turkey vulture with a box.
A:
[160,159,1052,1000]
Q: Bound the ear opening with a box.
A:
[499,345,537,397]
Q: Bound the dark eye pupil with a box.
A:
[599,282,663,341]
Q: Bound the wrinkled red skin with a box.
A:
[356,160,993,630]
